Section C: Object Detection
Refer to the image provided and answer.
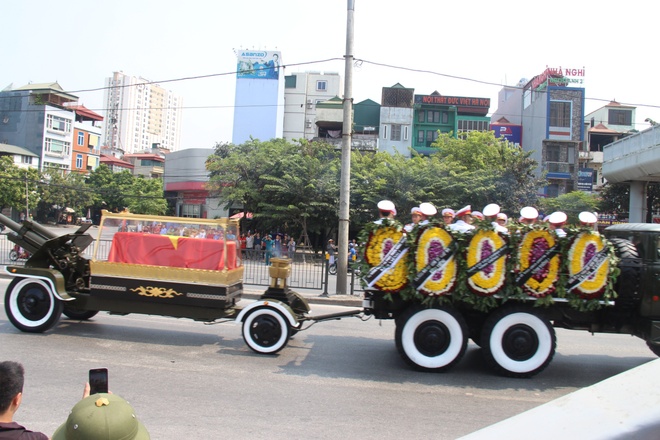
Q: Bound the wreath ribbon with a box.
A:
[515,244,560,286]
[364,236,408,287]
[413,242,456,290]
[466,244,508,278]
[567,248,609,291]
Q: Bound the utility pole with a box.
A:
[25,171,29,220]
[336,0,355,294]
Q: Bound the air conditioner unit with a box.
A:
[307,99,314,109]
[306,119,312,128]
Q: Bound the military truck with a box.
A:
[356,220,660,377]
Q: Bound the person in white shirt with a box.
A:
[417,202,437,227]
[548,211,568,237]
[448,205,475,233]
[441,208,455,226]
[404,206,422,232]
[374,200,396,225]
[483,203,509,234]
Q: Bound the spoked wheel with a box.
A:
[481,305,556,378]
[5,278,63,333]
[395,305,468,372]
[63,306,99,321]
[328,263,337,275]
[9,250,18,261]
[242,307,291,354]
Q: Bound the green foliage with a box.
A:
[538,191,600,223]
[0,156,40,211]
[126,177,168,215]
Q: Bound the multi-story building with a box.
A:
[580,101,636,191]
[0,143,39,169]
[520,68,585,197]
[0,82,78,174]
[102,72,183,154]
[380,83,414,157]
[412,91,491,155]
[68,105,103,175]
[232,50,284,145]
[283,71,342,141]
[122,152,165,179]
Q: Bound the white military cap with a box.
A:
[578,211,598,224]
[483,203,500,217]
[520,206,539,220]
[548,211,568,225]
[419,202,437,217]
[378,200,396,215]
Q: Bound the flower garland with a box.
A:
[515,229,560,298]
[465,230,508,296]
[566,231,610,299]
[359,221,408,293]
[412,226,457,296]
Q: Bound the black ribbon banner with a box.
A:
[514,244,560,286]
[364,236,408,287]
[566,248,609,291]
[413,242,456,290]
[466,244,508,278]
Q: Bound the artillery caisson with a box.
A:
[0,210,320,353]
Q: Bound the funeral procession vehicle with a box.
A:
[354,219,660,377]
[0,211,320,354]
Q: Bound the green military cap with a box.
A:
[53,393,149,440]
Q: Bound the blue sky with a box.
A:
[3,0,658,149]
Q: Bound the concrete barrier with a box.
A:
[459,359,660,439]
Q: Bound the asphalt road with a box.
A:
[0,278,656,439]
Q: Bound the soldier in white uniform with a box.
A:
[519,206,539,225]
[441,208,455,226]
[448,206,475,233]
[374,200,397,225]
[418,202,437,227]
[548,211,568,237]
[483,203,509,234]
[404,206,422,232]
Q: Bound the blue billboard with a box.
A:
[491,124,522,147]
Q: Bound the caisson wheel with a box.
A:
[395,305,467,372]
[242,307,291,354]
[62,306,99,321]
[5,278,63,333]
[481,305,556,378]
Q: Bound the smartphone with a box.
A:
[89,368,108,394]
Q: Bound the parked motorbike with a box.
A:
[9,244,30,261]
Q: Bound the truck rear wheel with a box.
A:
[395,305,467,372]
[5,278,63,333]
[242,307,291,354]
[481,305,556,378]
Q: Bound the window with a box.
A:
[316,80,327,91]
[442,112,449,124]
[77,132,85,146]
[417,111,424,123]
[427,111,433,123]
[76,154,83,169]
[417,130,424,143]
[403,126,409,141]
[546,145,561,162]
[426,130,434,143]
[391,124,402,141]
[46,114,72,133]
[550,101,571,127]
[44,138,70,156]
[433,111,440,123]
[608,109,632,126]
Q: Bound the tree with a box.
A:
[126,176,168,215]
[0,156,40,213]
[538,191,600,224]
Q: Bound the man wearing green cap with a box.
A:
[0,361,48,440]
[52,392,149,440]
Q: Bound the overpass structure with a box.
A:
[602,125,660,222]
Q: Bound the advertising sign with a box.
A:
[491,124,522,147]
[577,168,594,192]
[236,50,281,80]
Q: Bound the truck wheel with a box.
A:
[9,250,18,261]
[63,306,99,321]
[242,307,291,354]
[481,306,556,378]
[5,278,63,333]
[395,306,467,372]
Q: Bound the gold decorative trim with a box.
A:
[90,261,244,286]
[130,286,183,298]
